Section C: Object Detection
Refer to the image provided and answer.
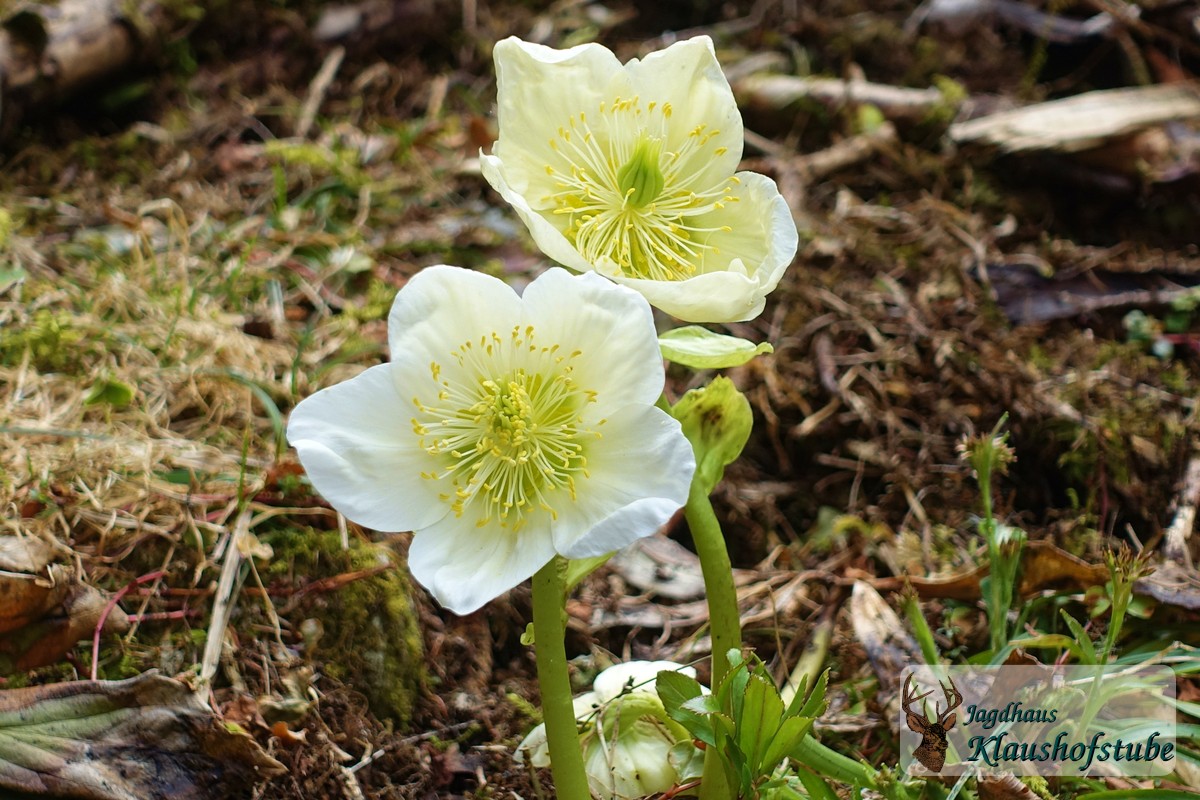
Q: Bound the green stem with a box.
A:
[791,737,878,789]
[686,479,742,685]
[686,477,741,800]
[531,557,590,800]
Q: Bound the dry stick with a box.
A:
[91,570,165,681]
[296,45,346,139]
[200,509,253,685]
[1165,454,1200,568]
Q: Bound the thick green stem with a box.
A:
[686,477,741,800]
[686,479,742,685]
[531,557,590,800]
[791,736,878,789]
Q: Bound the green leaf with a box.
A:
[736,674,785,774]
[793,765,840,800]
[659,326,773,369]
[717,652,752,727]
[0,266,26,292]
[787,668,829,720]
[657,670,716,746]
[656,669,705,714]
[760,714,815,775]
[563,553,614,592]
[83,377,135,408]
[671,378,754,494]
[1077,792,1200,800]
[1060,610,1098,664]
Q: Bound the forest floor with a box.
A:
[1,0,1199,798]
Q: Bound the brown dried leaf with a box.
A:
[0,537,67,635]
[0,583,129,672]
[0,535,129,673]
[880,541,1109,601]
[0,672,285,799]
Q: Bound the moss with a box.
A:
[262,527,425,725]
[0,308,90,372]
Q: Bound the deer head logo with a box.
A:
[902,674,963,772]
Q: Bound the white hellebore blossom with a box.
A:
[287,266,694,615]
[481,35,799,324]
[517,660,706,799]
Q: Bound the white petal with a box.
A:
[489,38,621,208]
[515,690,602,767]
[593,661,697,703]
[287,363,448,532]
[387,265,524,358]
[608,172,798,322]
[406,511,557,614]
[480,154,595,275]
[695,171,797,289]
[623,36,743,189]
[553,405,694,558]
[521,268,664,412]
[613,269,761,323]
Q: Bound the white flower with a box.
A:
[286,266,694,614]
[481,35,798,324]
[517,661,703,799]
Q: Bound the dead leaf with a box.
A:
[875,540,1109,601]
[0,583,129,673]
[0,537,68,635]
[1135,560,1200,610]
[0,536,129,673]
[850,581,923,702]
[0,671,284,799]
[608,535,706,601]
[978,772,1040,800]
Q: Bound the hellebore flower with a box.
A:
[517,661,706,799]
[287,266,694,615]
[481,35,798,323]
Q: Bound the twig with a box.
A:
[296,46,345,139]
[201,509,252,685]
[91,570,165,681]
[1165,455,1200,568]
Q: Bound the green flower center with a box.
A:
[411,325,602,529]
[541,95,739,282]
[616,135,665,209]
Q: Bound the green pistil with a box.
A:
[616,136,665,209]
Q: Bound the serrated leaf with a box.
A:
[657,670,716,746]
[659,326,773,369]
[787,668,829,720]
[760,714,815,775]
[681,695,721,715]
[656,669,704,714]
[736,675,785,774]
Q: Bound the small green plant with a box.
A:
[959,416,1025,656]
[657,650,828,799]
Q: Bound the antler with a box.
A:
[935,679,963,726]
[901,674,934,726]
